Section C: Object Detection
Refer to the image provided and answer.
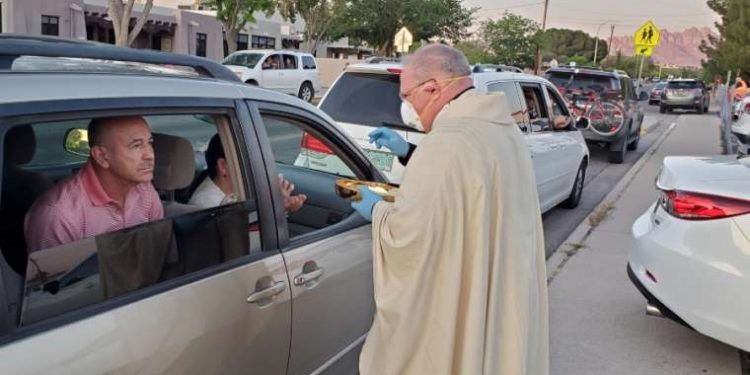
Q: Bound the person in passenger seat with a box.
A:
[24,116,164,252]
[188,134,306,212]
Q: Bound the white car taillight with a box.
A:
[660,190,750,220]
[300,132,334,155]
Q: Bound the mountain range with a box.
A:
[608,27,715,68]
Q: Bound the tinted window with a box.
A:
[545,72,617,94]
[487,81,528,130]
[655,82,667,89]
[667,81,700,89]
[223,53,264,68]
[282,55,298,70]
[321,72,404,128]
[41,15,59,36]
[302,56,316,70]
[196,33,207,57]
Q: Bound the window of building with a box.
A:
[196,33,207,57]
[1,113,259,327]
[259,113,358,239]
[237,33,248,51]
[252,35,275,49]
[41,15,59,36]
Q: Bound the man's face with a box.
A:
[96,118,155,184]
[400,67,439,131]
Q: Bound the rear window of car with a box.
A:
[302,56,316,70]
[655,82,667,89]
[667,81,700,89]
[320,72,405,128]
[545,72,618,94]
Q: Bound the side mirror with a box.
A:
[576,117,590,129]
[64,128,90,157]
[639,91,649,101]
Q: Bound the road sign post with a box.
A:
[633,20,661,91]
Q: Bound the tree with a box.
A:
[454,40,495,64]
[480,12,541,69]
[277,0,347,54]
[700,0,750,81]
[107,0,154,47]
[540,28,608,65]
[330,0,475,55]
[204,0,276,55]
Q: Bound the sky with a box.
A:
[465,0,721,37]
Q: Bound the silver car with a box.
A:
[0,36,380,374]
[660,79,710,114]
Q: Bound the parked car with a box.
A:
[629,155,750,352]
[659,79,710,114]
[222,49,321,102]
[472,64,524,73]
[0,35,381,374]
[649,82,667,105]
[731,96,750,154]
[544,66,648,164]
[318,64,591,213]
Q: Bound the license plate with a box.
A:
[365,149,395,172]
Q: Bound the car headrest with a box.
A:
[3,125,36,165]
[153,133,195,191]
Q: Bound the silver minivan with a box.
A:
[0,36,380,374]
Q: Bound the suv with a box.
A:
[222,49,321,102]
[660,79,710,114]
[0,36,382,374]
[544,66,647,163]
[319,64,591,213]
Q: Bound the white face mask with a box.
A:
[400,101,424,131]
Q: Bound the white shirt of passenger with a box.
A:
[188,177,234,208]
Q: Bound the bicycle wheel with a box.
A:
[586,101,625,136]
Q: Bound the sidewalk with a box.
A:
[547,113,741,374]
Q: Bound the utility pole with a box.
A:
[605,24,616,67]
[593,22,607,66]
[534,0,550,75]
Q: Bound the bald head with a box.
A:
[404,44,472,81]
[88,116,148,148]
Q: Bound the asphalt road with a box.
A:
[542,98,681,257]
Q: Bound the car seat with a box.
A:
[0,125,53,276]
[152,133,201,217]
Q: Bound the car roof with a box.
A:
[545,66,623,78]
[0,73,314,108]
[342,63,549,85]
[230,49,312,56]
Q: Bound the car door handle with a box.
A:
[294,268,324,287]
[247,281,286,304]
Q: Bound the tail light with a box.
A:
[386,68,403,74]
[744,102,750,115]
[301,133,333,155]
[660,190,750,220]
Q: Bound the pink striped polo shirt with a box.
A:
[24,161,164,252]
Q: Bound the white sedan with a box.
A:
[629,155,750,352]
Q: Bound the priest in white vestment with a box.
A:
[351,44,549,375]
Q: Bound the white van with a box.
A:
[222,50,321,102]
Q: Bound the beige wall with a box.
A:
[316,57,363,89]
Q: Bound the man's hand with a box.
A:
[279,175,306,213]
[351,186,383,222]
[368,127,409,157]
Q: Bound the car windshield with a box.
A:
[545,72,618,94]
[668,81,700,89]
[320,72,406,128]
[222,53,263,68]
[655,82,667,89]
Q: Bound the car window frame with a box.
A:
[520,82,552,133]
[248,101,383,251]
[486,80,530,134]
[282,54,298,70]
[0,96,282,346]
[543,84,576,132]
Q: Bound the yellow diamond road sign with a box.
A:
[634,20,660,48]
[634,45,654,57]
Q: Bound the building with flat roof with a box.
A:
[0,0,367,61]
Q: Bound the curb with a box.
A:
[546,118,678,284]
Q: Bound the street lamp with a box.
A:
[593,22,608,66]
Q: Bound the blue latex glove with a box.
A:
[368,127,409,157]
[351,186,383,222]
